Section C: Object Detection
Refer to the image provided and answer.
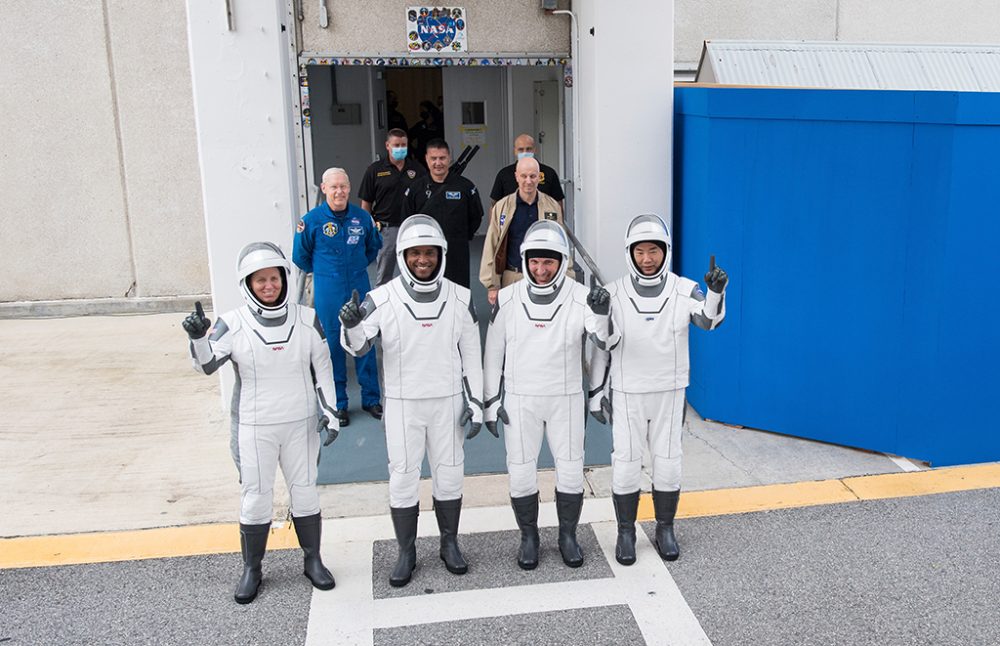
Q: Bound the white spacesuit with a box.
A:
[483,220,612,570]
[184,241,339,604]
[340,214,484,587]
[594,214,727,566]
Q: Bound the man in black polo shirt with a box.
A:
[359,129,426,286]
[401,139,484,288]
[489,133,565,207]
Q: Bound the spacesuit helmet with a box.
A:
[237,241,292,319]
[625,214,671,287]
[520,220,571,296]
[396,214,448,293]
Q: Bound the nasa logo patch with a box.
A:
[323,222,338,237]
[499,213,507,227]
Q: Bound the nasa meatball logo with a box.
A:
[323,222,338,237]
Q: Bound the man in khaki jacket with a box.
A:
[480,157,572,305]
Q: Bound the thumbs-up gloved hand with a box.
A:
[587,285,611,316]
[339,289,363,328]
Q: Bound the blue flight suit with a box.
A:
[293,201,382,410]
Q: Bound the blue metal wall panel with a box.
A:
[675,86,1000,466]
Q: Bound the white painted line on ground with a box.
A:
[591,521,713,646]
[305,539,375,646]
[884,453,923,472]
[370,577,620,629]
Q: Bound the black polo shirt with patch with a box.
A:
[358,157,426,227]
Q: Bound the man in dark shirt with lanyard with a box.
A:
[490,133,565,208]
[401,138,484,288]
[359,129,426,286]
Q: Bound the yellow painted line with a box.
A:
[636,462,1000,522]
[636,479,857,521]
[0,522,301,570]
[842,462,1000,500]
[3,463,999,570]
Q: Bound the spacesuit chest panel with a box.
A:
[506,284,584,396]
[380,281,462,399]
[611,274,692,393]
[231,306,315,424]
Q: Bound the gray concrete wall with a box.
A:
[105,0,208,298]
[300,0,571,54]
[1,3,134,301]
[676,0,1000,68]
[1,1,207,304]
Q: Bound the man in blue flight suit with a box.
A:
[294,167,383,426]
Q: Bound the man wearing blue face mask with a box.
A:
[360,129,427,286]
[489,133,565,208]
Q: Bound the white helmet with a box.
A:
[237,241,291,319]
[520,220,570,296]
[625,214,671,287]
[396,214,448,293]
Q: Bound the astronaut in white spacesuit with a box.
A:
[182,241,340,604]
[590,214,727,565]
[339,214,485,587]
[483,220,612,570]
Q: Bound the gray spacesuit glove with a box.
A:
[586,286,611,316]
[182,301,211,339]
[704,256,729,294]
[339,290,363,329]
[588,392,612,425]
[461,406,486,440]
[318,414,340,446]
[588,390,613,424]
[484,405,509,438]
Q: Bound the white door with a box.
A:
[533,79,562,173]
[442,66,505,234]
